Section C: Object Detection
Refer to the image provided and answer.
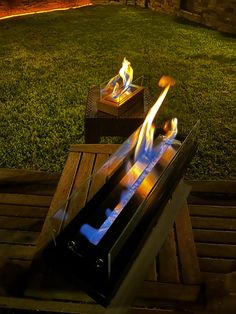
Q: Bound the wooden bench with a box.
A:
[0,144,235,313]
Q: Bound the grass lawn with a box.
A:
[0,4,235,179]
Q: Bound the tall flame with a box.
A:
[135,76,176,161]
[102,57,133,100]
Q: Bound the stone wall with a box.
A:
[136,0,148,8]
[202,0,236,34]
[136,0,236,34]
[148,0,180,14]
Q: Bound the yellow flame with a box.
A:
[117,57,133,94]
[134,84,170,160]
[165,118,178,138]
[103,57,133,100]
[134,76,176,161]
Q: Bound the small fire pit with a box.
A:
[97,58,144,116]
[42,76,199,306]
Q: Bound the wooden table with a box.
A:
[84,87,152,143]
[1,156,236,313]
[28,144,202,313]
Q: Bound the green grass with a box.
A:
[0,5,235,179]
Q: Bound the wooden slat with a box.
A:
[129,309,201,314]
[196,243,236,259]
[70,144,120,154]
[188,180,236,194]
[65,152,95,224]
[87,153,109,201]
[158,227,180,283]
[0,217,44,232]
[0,167,59,196]
[35,151,81,253]
[207,295,236,311]
[129,309,213,314]
[191,216,236,230]
[46,151,81,221]
[136,281,200,302]
[0,168,60,184]
[189,204,236,218]
[0,244,35,260]
[0,296,208,314]
[188,194,236,206]
[145,260,157,281]
[0,184,57,196]
[7,259,31,270]
[193,229,236,244]
[201,272,227,281]
[0,194,52,207]
[26,286,93,305]
[0,204,48,218]
[25,272,97,303]
[175,202,202,285]
[0,296,104,314]
[199,257,236,273]
[0,229,39,245]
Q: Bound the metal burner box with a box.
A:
[97,84,144,116]
[97,77,145,116]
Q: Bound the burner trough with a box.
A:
[40,121,199,307]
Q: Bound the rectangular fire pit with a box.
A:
[41,123,198,307]
[98,84,144,116]
[97,58,144,116]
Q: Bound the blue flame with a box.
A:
[80,131,177,246]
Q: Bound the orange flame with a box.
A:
[135,76,176,161]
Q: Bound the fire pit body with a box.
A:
[43,122,198,306]
[97,58,144,116]
[98,83,144,116]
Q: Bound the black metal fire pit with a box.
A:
[42,120,199,307]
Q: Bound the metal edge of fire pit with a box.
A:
[86,86,152,119]
[105,179,191,314]
[102,132,198,308]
